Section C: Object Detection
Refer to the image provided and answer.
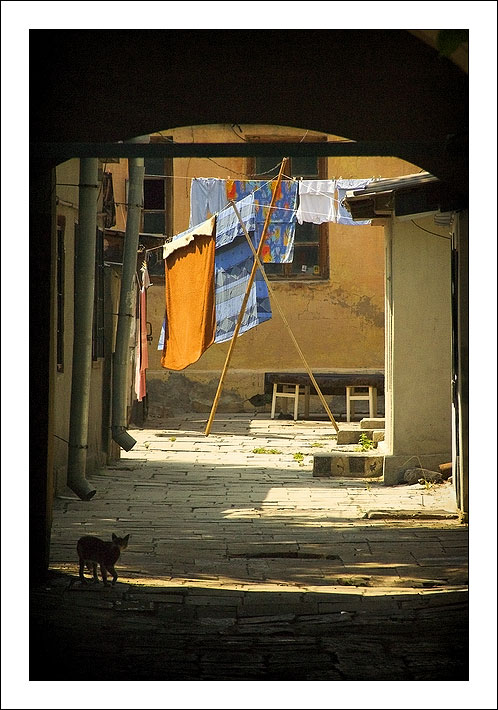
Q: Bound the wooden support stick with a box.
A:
[205,158,289,436]
[229,200,340,432]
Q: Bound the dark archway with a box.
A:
[31,30,467,188]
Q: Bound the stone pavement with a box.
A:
[31,413,468,680]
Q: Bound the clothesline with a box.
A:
[141,180,372,254]
[105,173,381,185]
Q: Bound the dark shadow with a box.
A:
[30,569,468,680]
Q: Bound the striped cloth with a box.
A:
[214,196,271,344]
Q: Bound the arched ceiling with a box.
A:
[30,30,468,194]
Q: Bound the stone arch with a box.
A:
[32,29,467,191]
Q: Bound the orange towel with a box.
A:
[161,217,216,370]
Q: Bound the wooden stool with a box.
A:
[270,382,310,421]
[346,386,377,422]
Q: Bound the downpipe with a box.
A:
[66,158,99,500]
[111,136,147,450]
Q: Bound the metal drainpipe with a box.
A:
[66,158,99,500]
[111,136,147,450]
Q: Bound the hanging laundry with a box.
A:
[226,179,298,263]
[335,179,372,225]
[214,235,271,344]
[296,179,337,225]
[216,193,256,248]
[189,177,227,227]
[160,217,216,370]
[135,263,151,401]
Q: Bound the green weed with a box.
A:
[252,447,282,455]
[355,433,375,452]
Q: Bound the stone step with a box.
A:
[360,418,385,430]
[336,429,385,446]
[337,430,373,445]
[313,452,384,478]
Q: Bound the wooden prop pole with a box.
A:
[229,200,339,432]
[205,158,289,436]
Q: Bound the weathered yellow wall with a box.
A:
[383,214,453,481]
[107,125,422,415]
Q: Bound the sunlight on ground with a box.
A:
[50,563,467,597]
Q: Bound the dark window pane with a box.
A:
[295,222,320,243]
[264,262,284,277]
[255,156,282,177]
[144,158,165,176]
[291,155,319,177]
[143,212,166,234]
[289,244,320,276]
[144,179,165,210]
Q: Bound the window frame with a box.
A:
[245,135,329,281]
[141,135,173,238]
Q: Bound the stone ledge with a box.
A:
[360,418,385,429]
[364,509,459,520]
[313,452,383,478]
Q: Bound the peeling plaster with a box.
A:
[147,372,246,415]
[328,288,384,329]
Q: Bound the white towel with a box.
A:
[296,179,336,225]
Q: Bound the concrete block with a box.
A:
[313,453,383,478]
[337,430,373,445]
[360,418,385,429]
[313,454,333,477]
[372,430,385,443]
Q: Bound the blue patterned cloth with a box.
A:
[226,180,297,263]
[215,194,256,248]
[336,179,372,225]
[214,231,271,344]
[214,194,271,343]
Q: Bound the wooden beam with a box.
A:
[31,140,447,163]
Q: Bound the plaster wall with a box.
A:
[52,160,114,494]
[383,214,453,481]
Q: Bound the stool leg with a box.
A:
[293,385,299,421]
[304,386,310,418]
[271,383,277,419]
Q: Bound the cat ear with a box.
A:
[112,533,117,541]
[123,534,130,544]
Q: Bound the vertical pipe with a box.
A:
[111,137,147,450]
[66,158,99,500]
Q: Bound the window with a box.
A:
[247,145,329,280]
[56,216,65,372]
[142,136,173,238]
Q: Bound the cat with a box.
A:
[77,533,130,586]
